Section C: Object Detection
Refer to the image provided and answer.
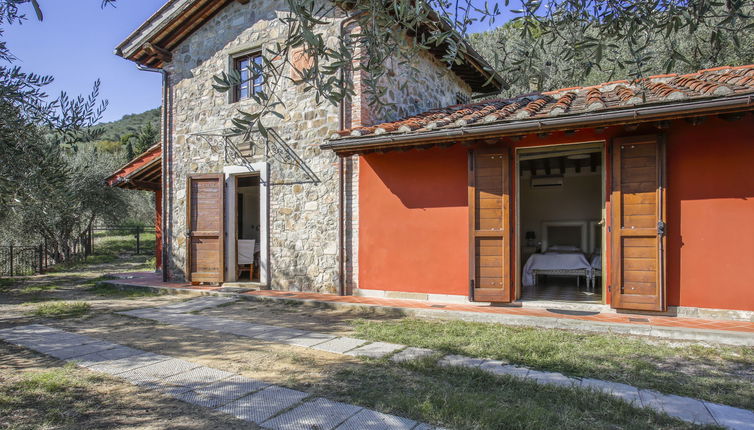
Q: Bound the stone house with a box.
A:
[113,0,502,292]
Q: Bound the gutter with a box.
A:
[323,94,754,152]
[137,64,170,282]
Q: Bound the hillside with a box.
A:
[95,108,160,142]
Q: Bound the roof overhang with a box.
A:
[115,0,239,68]
[323,94,754,154]
[115,0,503,92]
[106,144,162,191]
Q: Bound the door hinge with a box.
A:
[468,279,475,301]
[608,284,611,292]
[657,221,666,237]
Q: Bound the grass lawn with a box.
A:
[29,301,91,318]
[0,363,109,428]
[353,318,754,411]
[310,358,719,430]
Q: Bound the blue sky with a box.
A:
[3,1,507,123]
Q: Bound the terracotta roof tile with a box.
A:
[332,64,754,140]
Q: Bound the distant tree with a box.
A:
[0,0,128,260]
[133,121,158,155]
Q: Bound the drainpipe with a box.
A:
[137,64,170,283]
[337,13,362,296]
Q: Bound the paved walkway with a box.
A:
[106,272,754,346]
[0,322,437,430]
[113,297,754,430]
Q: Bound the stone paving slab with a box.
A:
[261,397,362,430]
[253,328,311,342]
[438,354,485,368]
[159,297,237,313]
[179,375,270,408]
[45,340,119,360]
[70,346,145,367]
[9,333,97,351]
[311,337,368,354]
[580,378,641,405]
[345,341,404,358]
[527,370,578,387]
[336,408,418,430]
[224,322,283,338]
[704,401,754,430]
[160,366,235,390]
[642,392,717,425]
[85,352,171,374]
[282,332,336,348]
[218,386,309,424]
[117,358,202,386]
[478,361,528,378]
[391,347,436,363]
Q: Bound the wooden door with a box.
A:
[610,136,666,311]
[468,147,512,302]
[186,174,225,283]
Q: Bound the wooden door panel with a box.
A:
[187,174,225,283]
[469,149,511,302]
[611,136,666,311]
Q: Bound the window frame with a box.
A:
[232,51,264,103]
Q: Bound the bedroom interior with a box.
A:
[518,143,604,303]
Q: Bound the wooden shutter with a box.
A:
[468,148,512,302]
[186,174,225,283]
[610,136,666,311]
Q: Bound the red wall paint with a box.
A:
[359,146,469,295]
[665,117,754,311]
[358,116,754,311]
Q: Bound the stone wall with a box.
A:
[164,0,344,292]
[356,44,473,126]
[161,0,473,293]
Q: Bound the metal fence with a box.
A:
[0,225,155,277]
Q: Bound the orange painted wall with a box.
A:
[359,145,469,295]
[358,116,754,311]
[665,117,754,311]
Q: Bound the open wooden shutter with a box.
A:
[610,136,666,311]
[468,148,512,302]
[186,174,225,283]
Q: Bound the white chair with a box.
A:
[237,239,256,280]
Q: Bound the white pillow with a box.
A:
[547,245,582,252]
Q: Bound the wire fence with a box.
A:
[0,225,155,277]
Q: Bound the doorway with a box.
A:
[235,175,260,282]
[516,142,605,304]
[223,163,269,285]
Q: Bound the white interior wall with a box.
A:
[237,184,260,242]
[520,171,602,248]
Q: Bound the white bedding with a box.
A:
[522,252,592,287]
[590,254,602,270]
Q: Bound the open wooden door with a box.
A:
[186,174,225,283]
[610,136,666,311]
[468,147,512,302]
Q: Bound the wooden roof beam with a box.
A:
[143,42,172,63]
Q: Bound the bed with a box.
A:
[522,221,594,288]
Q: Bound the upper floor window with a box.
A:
[234,52,264,102]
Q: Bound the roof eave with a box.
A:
[323,94,754,152]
